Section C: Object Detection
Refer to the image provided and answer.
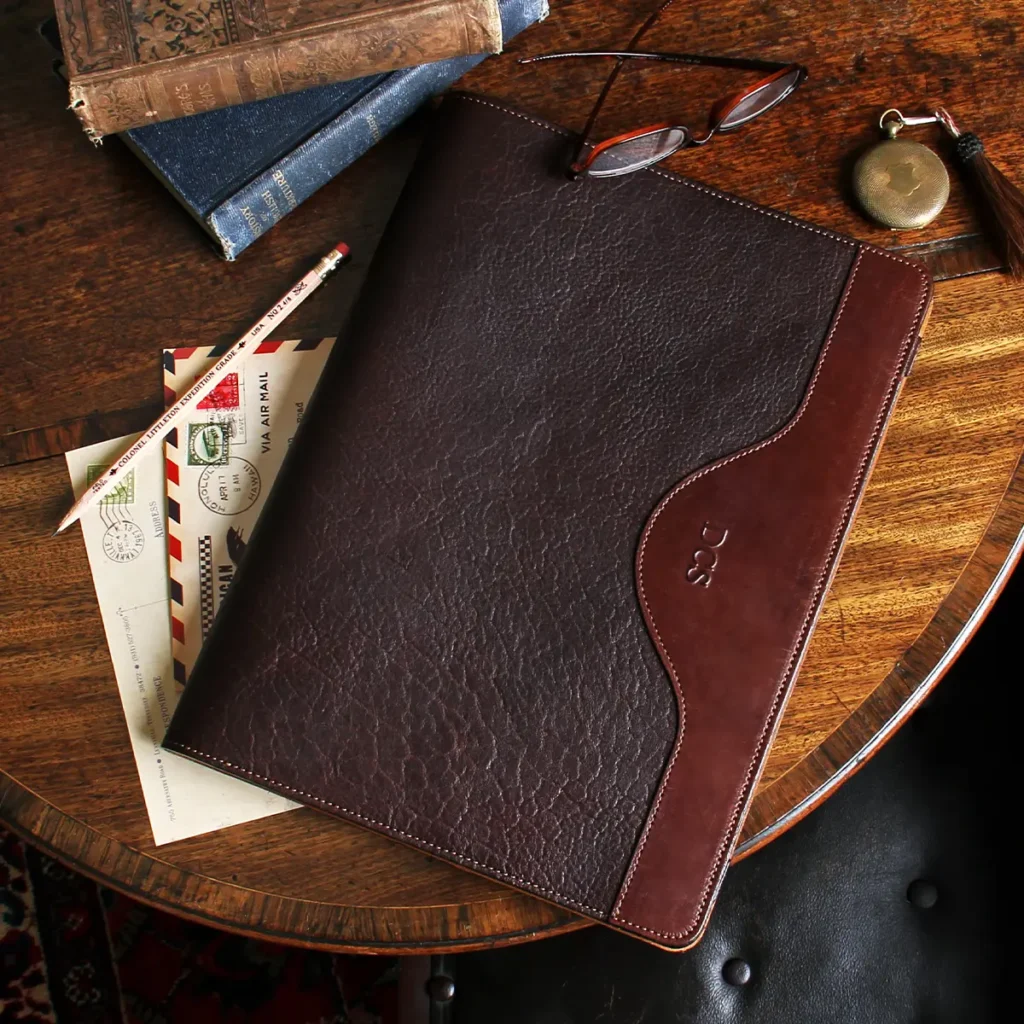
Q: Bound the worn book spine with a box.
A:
[205,0,547,259]
[118,75,388,247]
[57,0,503,139]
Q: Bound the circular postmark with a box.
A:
[102,521,145,563]
[198,457,261,516]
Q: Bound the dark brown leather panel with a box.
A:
[164,93,924,937]
[611,247,931,947]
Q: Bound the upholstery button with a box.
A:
[723,958,752,986]
[427,975,456,1002]
[907,879,939,909]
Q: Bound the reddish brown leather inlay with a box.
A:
[612,247,931,948]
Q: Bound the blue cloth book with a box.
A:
[120,0,548,260]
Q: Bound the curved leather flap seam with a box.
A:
[609,250,865,928]
[168,98,932,931]
[611,250,931,941]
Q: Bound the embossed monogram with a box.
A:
[685,522,729,587]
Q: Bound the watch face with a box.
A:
[102,520,145,563]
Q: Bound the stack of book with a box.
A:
[53,0,548,258]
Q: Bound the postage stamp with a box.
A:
[197,372,240,410]
[87,464,135,505]
[187,422,230,466]
[66,430,295,846]
[165,341,334,702]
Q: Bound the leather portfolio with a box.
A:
[164,92,933,950]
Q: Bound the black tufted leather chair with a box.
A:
[429,564,1018,1023]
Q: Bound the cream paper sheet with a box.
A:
[65,337,335,843]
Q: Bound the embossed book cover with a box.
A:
[55,0,502,138]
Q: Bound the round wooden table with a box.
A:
[3,0,1023,954]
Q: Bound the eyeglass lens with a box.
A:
[718,67,803,130]
[588,127,688,177]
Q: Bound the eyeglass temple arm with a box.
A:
[518,50,791,73]
[570,55,631,172]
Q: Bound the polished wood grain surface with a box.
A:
[2,0,1023,952]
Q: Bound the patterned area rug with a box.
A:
[1,829,397,1024]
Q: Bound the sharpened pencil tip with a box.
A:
[53,515,75,536]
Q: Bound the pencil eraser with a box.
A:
[334,242,351,259]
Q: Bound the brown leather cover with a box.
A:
[163,93,932,949]
[56,0,502,137]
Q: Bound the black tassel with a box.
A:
[939,108,1024,278]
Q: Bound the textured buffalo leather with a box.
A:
[163,93,932,949]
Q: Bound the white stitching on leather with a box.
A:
[171,97,932,940]
[460,95,567,136]
[457,94,933,276]
[169,743,606,916]
[465,93,932,938]
[613,254,930,940]
[610,251,863,927]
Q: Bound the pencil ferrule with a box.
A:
[314,249,346,280]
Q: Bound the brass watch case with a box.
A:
[853,137,950,230]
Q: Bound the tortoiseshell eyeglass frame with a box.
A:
[518,0,807,179]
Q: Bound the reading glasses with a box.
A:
[519,0,807,178]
